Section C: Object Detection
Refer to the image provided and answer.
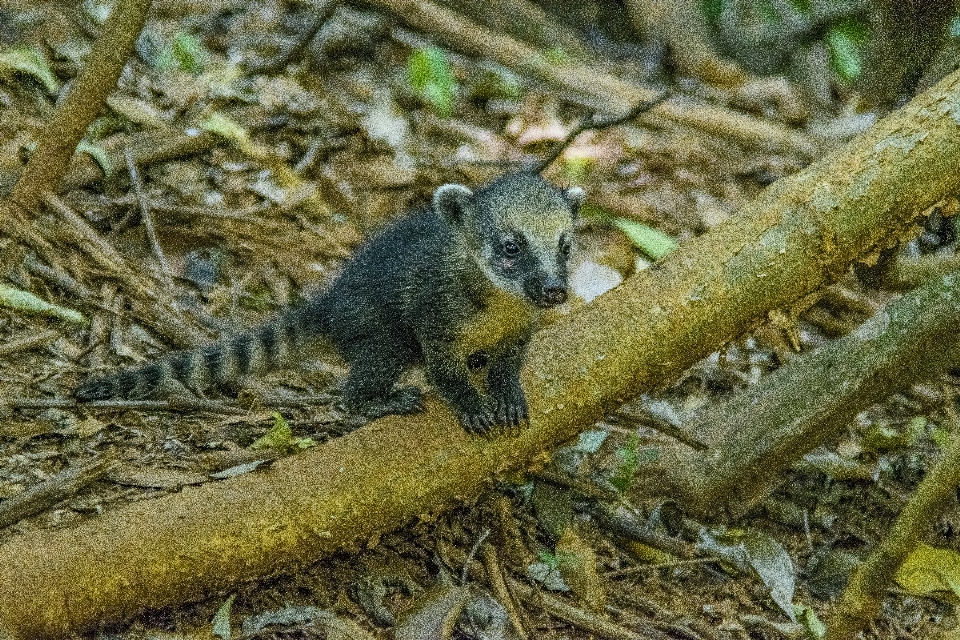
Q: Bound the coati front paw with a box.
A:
[493,392,528,429]
[489,377,529,430]
[455,397,499,435]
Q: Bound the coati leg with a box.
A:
[487,336,531,429]
[342,349,423,420]
[420,338,497,434]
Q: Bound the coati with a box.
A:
[74,173,584,433]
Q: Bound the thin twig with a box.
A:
[507,576,653,640]
[481,543,530,640]
[124,147,174,289]
[0,330,60,357]
[614,405,710,451]
[243,0,337,74]
[530,469,620,502]
[132,200,269,220]
[85,282,118,370]
[24,254,95,300]
[536,91,672,173]
[7,394,337,414]
[462,528,490,586]
[0,456,120,529]
[43,192,130,274]
[7,397,245,414]
[605,557,718,579]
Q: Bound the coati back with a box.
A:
[74,172,584,433]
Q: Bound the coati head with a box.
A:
[433,173,584,308]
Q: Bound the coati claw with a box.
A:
[456,395,528,435]
[494,398,528,428]
[457,400,499,434]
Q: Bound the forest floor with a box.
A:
[0,0,958,638]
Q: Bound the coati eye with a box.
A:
[560,238,572,256]
[503,239,519,256]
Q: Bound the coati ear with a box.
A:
[563,186,585,216]
[433,184,475,227]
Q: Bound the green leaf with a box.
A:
[701,0,724,24]
[563,154,592,184]
[613,218,678,261]
[76,141,113,178]
[200,112,253,150]
[0,284,87,324]
[211,593,235,639]
[528,553,570,591]
[610,432,641,493]
[826,20,869,83]
[896,543,960,602]
[172,32,207,74]
[0,47,60,94]
[794,604,826,639]
[543,48,570,65]
[250,412,315,452]
[408,47,457,117]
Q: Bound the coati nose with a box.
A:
[542,285,567,306]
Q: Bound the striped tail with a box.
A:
[73,298,329,401]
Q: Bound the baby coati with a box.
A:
[74,172,584,433]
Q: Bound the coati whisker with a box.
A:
[74,172,584,434]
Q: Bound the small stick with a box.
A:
[243,0,337,74]
[43,192,130,274]
[507,576,653,640]
[604,557,718,579]
[86,282,117,370]
[613,406,710,451]
[536,91,672,174]
[7,395,336,414]
[6,397,245,414]
[480,543,530,640]
[530,469,620,502]
[462,528,490,586]
[24,254,95,300]
[113,199,268,220]
[0,456,120,530]
[125,147,174,289]
[0,330,60,357]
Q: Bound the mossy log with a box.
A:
[2,65,960,640]
[650,272,960,519]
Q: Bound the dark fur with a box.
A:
[74,173,583,433]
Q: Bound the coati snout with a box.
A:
[433,173,583,310]
[76,172,584,435]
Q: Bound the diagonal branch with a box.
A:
[7,0,154,215]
